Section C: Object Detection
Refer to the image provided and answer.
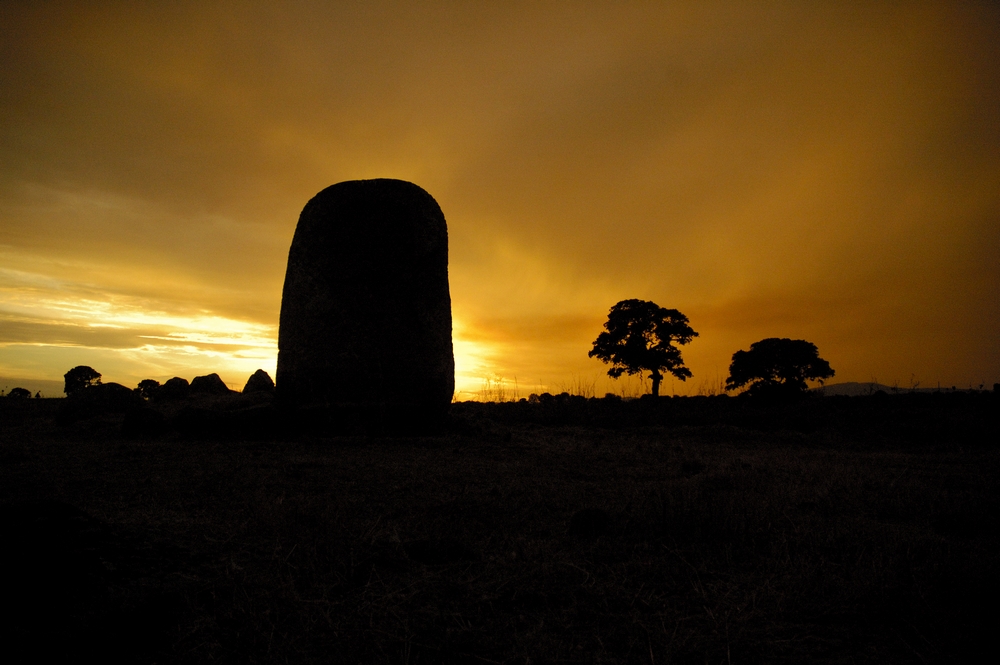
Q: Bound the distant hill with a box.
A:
[0,377,65,398]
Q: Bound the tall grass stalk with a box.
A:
[478,374,520,402]
[613,374,649,399]
[557,375,597,399]
[694,371,726,396]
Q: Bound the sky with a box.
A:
[1,1,998,399]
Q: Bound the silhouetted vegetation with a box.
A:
[6,386,30,399]
[726,337,835,397]
[590,299,698,397]
[63,365,101,396]
[136,379,161,401]
[4,360,996,662]
[1,389,996,663]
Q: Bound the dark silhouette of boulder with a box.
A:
[57,382,144,424]
[242,369,275,395]
[276,179,454,434]
[190,373,231,395]
[73,382,140,410]
[158,377,190,400]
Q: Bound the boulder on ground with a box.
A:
[242,369,275,395]
[276,178,454,434]
[71,382,141,410]
[57,382,144,424]
[190,373,231,395]
[158,377,190,400]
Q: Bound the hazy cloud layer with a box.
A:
[1,1,997,395]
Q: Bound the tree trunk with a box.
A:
[650,371,662,397]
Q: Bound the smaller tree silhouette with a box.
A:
[7,387,30,399]
[136,379,161,401]
[725,338,834,397]
[64,365,102,396]
[589,299,698,397]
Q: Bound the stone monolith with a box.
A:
[276,179,454,433]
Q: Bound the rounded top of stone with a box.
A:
[292,178,447,262]
[314,178,433,196]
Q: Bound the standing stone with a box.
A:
[276,179,454,433]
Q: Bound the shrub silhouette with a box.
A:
[136,379,160,401]
[589,299,698,397]
[7,387,30,400]
[63,366,101,396]
[725,338,834,397]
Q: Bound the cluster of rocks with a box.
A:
[57,370,278,438]
[57,178,458,438]
[135,370,274,403]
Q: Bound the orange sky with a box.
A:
[1,1,998,398]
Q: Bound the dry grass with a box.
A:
[478,375,521,403]
[1,396,997,663]
[556,375,598,400]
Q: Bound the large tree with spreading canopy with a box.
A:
[64,365,102,396]
[589,299,698,397]
[725,338,834,397]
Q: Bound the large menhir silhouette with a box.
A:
[277,179,454,433]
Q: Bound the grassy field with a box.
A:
[1,394,997,663]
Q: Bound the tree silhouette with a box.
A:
[589,299,698,397]
[725,338,834,397]
[136,379,161,401]
[7,387,30,399]
[64,365,102,396]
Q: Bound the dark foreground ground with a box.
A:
[1,393,997,663]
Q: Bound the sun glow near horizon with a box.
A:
[0,267,277,389]
[0,268,518,398]
[1,2,997,392]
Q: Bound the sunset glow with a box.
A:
[2,1,997,396]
